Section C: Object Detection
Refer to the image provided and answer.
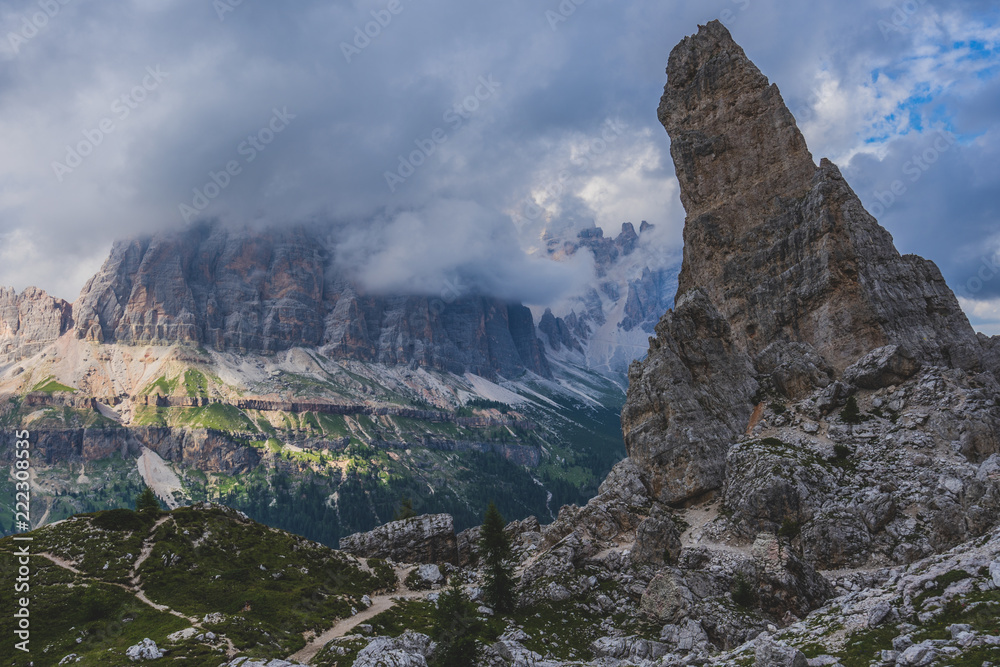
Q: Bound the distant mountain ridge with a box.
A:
[2,224,550,381]
[537,222,680,373]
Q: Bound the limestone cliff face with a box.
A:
[622,21,995,504]
[0,286,73,363]
[657,20,981,373]
[622,289,757,503]
[71,224,550,379]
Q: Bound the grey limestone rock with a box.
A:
[0,286,73,364]
[622,19,996,506]
[339,514,458,565]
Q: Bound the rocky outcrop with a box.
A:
[721,365,1000,568]
[339,514,459,565]
[709,521,1000,665]
[0,286,73,363]
[352,631,434,667]
[658,21,983,373]
[980,332,1000,377]
[622,20,996,505]
[538,221,678,372]
[538,308,582,353]
[71,224,550,380]
[570,224,642,277]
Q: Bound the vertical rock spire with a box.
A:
[622,21,991,504]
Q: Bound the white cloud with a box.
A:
[959,296,1000,336]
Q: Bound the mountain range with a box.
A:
[2,19,1000,667]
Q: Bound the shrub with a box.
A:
[731,573,755,608]
[832,444,853,460]
[92,508,146,532]
[840,395,862,424]
[778,518,800,539]
[393,498,417,521]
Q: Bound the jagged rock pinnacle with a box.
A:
[622,21,994,504]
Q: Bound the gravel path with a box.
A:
[287,565,435,665]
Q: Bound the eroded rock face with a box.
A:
[721,366,1000,569]
[658,21,982,373]
[623,20,994,505]
[70,224,550,380]
[339,514,458,565]
[0,286,73,363]
[843,345,921,389]
[621,289,758,503]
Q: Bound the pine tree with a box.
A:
[479,502,515,614]
[430,580,481,667]
[394,497,417,521]
[135,486,161,513]
[840,395,862,425]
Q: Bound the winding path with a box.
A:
[287,565,436,665]
[37,515,202,626]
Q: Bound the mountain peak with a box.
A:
[623,22,996,504]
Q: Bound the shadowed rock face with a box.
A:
[622,20,994,504]
[70,224,550,379]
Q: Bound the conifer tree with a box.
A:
[135,486,161,513]
[394,497,417,521]
[430,580,481,667]
[840,395,861,425]
[479,502,515,613]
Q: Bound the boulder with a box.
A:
[639,568,692,623]
[754,633,807,667]
[353,631,434,667]
[339,514,458,565]
[843,345,921,389]
[125,638,164,661]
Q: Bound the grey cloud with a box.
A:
[0,0,996,316]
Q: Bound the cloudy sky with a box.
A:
[1,0,998,333]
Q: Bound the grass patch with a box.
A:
[31,376,76,394]
[183,369,209,398]
[142,375,178,396]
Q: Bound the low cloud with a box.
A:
[334,199,595,306]
[0,0,995,313]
